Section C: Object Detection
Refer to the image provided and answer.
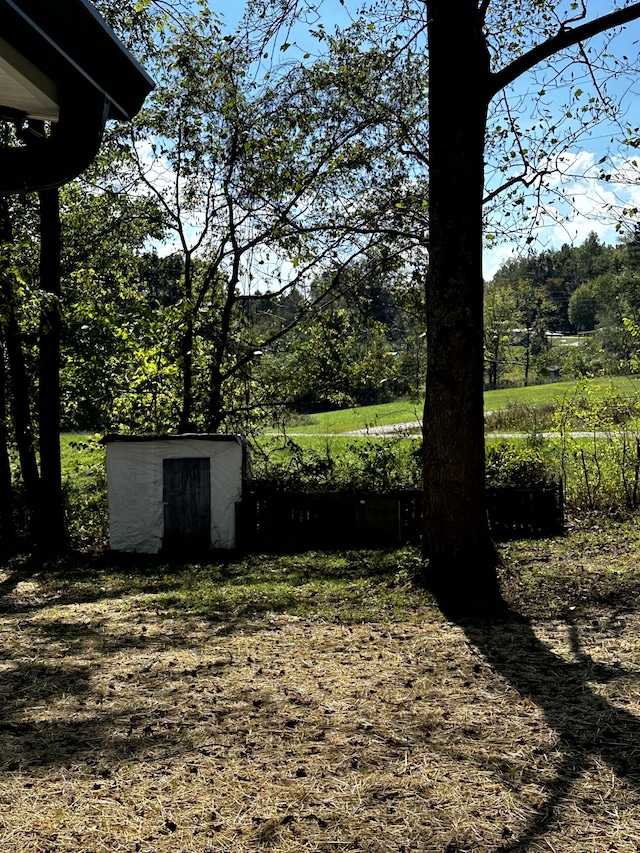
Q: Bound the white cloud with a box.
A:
[484,148,640,279]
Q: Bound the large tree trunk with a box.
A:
[38,188,66,553]
[420,1,504,617]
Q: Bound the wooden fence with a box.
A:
[238,482,563,551]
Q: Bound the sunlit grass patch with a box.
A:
[267,399,424,434]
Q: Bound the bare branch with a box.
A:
[489,3,640,98]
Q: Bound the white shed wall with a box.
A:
[106,438,243,553]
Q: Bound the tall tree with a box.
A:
[56,166,169,433]
[422,1,640,616]
[484,279,516,391]
[0,196,41,544]
[122,7,422,433]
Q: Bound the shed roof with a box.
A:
[102,434,244,445]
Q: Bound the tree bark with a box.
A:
[420,0,504,617]
[38,187,66,553]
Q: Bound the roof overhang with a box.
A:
[0,0,154,193]
[0,35,59,121]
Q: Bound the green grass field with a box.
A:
[485,374,640,412]
[276,375,640,435]
[276,400,424,434]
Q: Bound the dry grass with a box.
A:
[1,528,640,852]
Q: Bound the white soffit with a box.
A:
[0,35,59,121]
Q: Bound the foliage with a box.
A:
[483,379,640,511]
[484,401,556,433]
[551,382,640,510]
[113,6,426,432]
[248,434,422,494]
[568,282,599,331]
[60,261,182,433]
[485,441,556,489]
[484,278,517,390]
[0,3,429,443]
[262,308,394,412]
[60,434,108,548]
[486,232,640,385]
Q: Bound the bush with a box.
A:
[251,434,563,496]
[484,402,556,433]
[485,442,556,489]
[62,435,109,548]
[248,435,422,493]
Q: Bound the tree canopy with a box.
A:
[3,0,640,585]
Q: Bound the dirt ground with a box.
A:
[1,543,640,852]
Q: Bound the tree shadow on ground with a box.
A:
[0,553,45,600]
[0,634,240,771]
[462,611,640,851]
[0,547,410,616]
[0,548,419,775]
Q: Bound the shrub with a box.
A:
[485,442,556,489]
[484,402,556,433]
[62,435,109,548]
[248,435,421,493]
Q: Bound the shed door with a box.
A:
[162,457,211,551]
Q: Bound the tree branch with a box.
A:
[488,3,640,98]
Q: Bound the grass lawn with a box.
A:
[485,374,640,412]
[275,400,425,435]
[280,376,640,435]
[2,522,640,852]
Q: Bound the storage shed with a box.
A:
[104,434,245,554]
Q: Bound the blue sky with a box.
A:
[481,11,640,275]
[198,1,640,278]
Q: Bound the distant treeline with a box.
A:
[484,229,640,388]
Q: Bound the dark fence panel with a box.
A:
[239,483,563,551]
[486,482,564,540]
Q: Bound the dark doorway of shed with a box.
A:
[162,457,211,553]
